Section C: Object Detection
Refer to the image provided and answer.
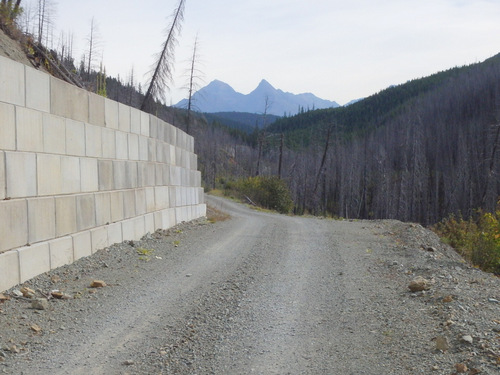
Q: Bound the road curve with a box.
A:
[9,195,404,374]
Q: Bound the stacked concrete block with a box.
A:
[25,66,50,112]
[0,152,5,200]
[0,56,206,292]
[0,102,16,150]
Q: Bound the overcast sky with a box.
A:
[26,0,500,105]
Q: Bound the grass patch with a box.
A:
[206,204,230,223]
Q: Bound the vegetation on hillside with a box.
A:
[434,208,500,274]
[222,176,293,214]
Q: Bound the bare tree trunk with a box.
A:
[278,133,284,179]
[186,34,201,135]
[141,0,185,111]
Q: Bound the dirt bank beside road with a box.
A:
[0,196,499,374]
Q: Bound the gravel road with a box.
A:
[1,196,499,374]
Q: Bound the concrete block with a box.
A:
[115,131,128,160]
[176,130,184,149]
[176,186,183,206]
[5,151,37,198]
[72,231,92,260]
[65,119,86,156]
[126,162,138,189]
[170,166,181,186]
[18,243,50,283]
[80,157,99,192]
[167,208,176,227]
[121,219,135,241]
[16,106,43,152]
[198,187,204,204]
[162,165,170,185]
[138,162,155,187]
[0,199,28,252]
[49,236,73,269]
[104,98,119,129]
[107,222,122,244]
[181,168,188,186]
[122,190,136,219]
[155,142,164,163]
[25,66,50,112]
[133,216,146,240]
[94,192,111,226]
[112,160,127,189]
[0,250,20,292]
[157,121,165,142]
[169,186,177,208]
[85,124,102,158]
[155,163,163,186]
[145,187,155,212]
[175,147,182,168]
[169,145,176,165]
[184,152,191,171]
[0,102,16,150]
[138,136,148,161]
[76,194,96,231]
[37,153,62,196]
[50,76,89,123]
[118,103,131,132]
[195,171,202,188]
[155,186,169,210]
[154,210,164,230]
[148,138,156,162]
[61,156,81,194]
[187,135,194,153]
[43,113,66,154]
[149,115,158,139]
[109,191,124,223]
[140,111,150,136]
[98,159,114,191]
[55,195,77,237]
[88,92,105,126]
[145,213,155,234]
[128,133,139,160]
[161,144,170,164]
[167,124,176,145]
[130,107,141,134]
[175,206,186,223]
[0,151,5,200]
[27,197,56,243]
[135,188,146,215]
[191,154,198,171]
[91,226,108,253]
[0,55,25,106]
[101,128,117,159]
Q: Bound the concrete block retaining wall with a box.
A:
[0,55,206,292]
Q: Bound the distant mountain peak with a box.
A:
[174,79,339,116]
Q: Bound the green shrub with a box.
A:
[225,176,293,214]
[433,208,500,274]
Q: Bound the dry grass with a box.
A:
[206,204,230,223]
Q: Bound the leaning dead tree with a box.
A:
[141,0,185,112]
[185,33,202,134]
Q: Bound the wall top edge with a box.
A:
[0,55,194,147]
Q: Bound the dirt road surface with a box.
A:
[1,196,499,374]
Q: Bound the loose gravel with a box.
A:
[0,196,499,375]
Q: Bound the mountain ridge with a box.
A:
[175,79,340,116]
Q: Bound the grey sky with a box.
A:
[29,0,500,105]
